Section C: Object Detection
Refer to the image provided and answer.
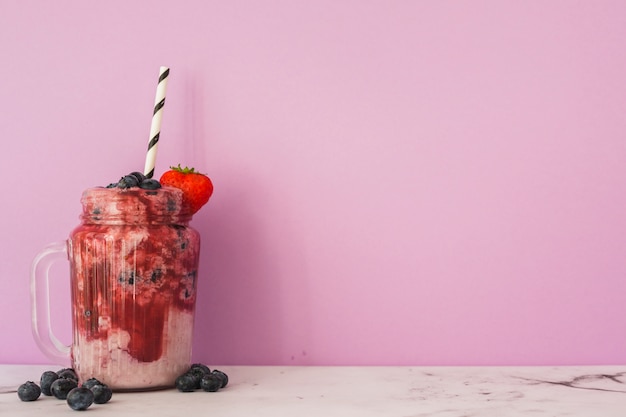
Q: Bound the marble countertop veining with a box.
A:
[1,364,625,416]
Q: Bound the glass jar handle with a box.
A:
[30,241,71,365]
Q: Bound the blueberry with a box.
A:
[200,374,221,392]
[57,368,78,382]
[150,268,163,283]
[90,384,113,404]
[190,363,211,375]
[139,178,162,190]
[17,381,41,401]
[175,373,200,392]
[51,378,78,400]
[211,369,229,388]
[130,171,147,183]
[40,371,59,396]
[81,377,103,390]
[117,175,139,189]
[66,387,94,411]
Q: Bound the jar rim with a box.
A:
[80,186,193,225]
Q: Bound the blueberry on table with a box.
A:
[90,384,113,404]
[66,387,94,411]
[57,368,78,381]
[17,381,41,401]
[51,378,78,400]
[211,370,229,388]
[189,363,211,376]
[200,374,221,392]
[81,377,103,390]
[40,371,59,396]
[176,373,200,392]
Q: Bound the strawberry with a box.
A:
[159,165,214,214]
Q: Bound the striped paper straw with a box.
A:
[143,66,170,178]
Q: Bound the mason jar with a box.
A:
[31,186,200,391]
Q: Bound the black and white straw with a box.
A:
[143,66,170,178]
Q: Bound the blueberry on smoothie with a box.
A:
[118,175,140,188]
[139,178,162,190]
[130,171,147,183]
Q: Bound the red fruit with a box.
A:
[160,165,213,214]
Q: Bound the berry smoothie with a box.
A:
[67,186,200,390]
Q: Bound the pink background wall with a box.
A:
[1,1,625,366]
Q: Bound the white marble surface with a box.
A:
[1,364,625,416]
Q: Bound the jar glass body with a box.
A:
[67,187,200,390]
